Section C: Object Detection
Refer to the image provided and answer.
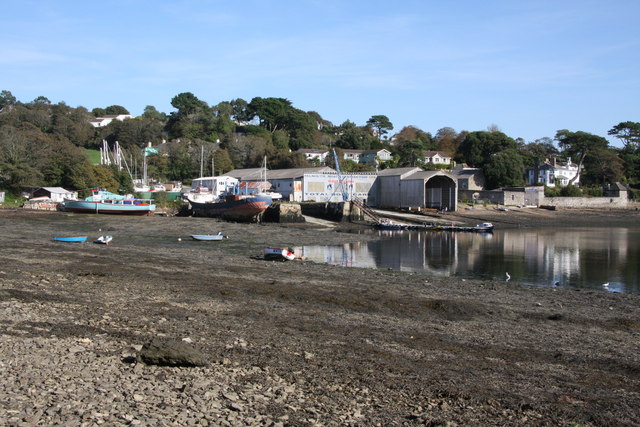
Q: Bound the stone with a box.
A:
[138,337,208,367]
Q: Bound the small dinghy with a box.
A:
[53,236,87,243]
[263,247,296,261]
[94,235,113,245]
[191,232,227,241]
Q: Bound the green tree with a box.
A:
[393,126,434,149]
[335,120,377,150]
[99,118,165,150]
[608,121,640,150]
[285,108,316,150]
[229,98,249,122]
[166,92,215,141]
[455,131,517,168]
[520,137,558,168]
[166,144,196,181]
[483,149,525,189]
[396,140,427,167]
[104,105,130,115]
[50,103,94,147]
[0,90,17,110]
[366,115,393,142]
[92,107,106,117]
[246,97,292,132]
[555,130,609,185]
[142,105,166,121]
[31,96,51,105]
[0,125,44,190]
[582,148,625,185]
[213,148,234,175]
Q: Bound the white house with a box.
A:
[526,158,581,187]
[359,149,392,165]
[90,114,133,128]
[297,148,329,164]
[423,151,452,165]
[342,149,363,163]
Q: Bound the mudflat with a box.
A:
[1,208,639,426]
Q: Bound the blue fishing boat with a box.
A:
[191,233,227,241]
[62,188,155,216]
[53,236,87,243]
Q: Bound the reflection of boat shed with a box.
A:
[370,167,457,211]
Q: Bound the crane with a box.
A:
[332,149,349,202]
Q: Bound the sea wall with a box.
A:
[22,200,58,211]
[263,203,305,223]
[544,195,628,208]
[300,202,351,221]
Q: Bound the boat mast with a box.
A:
[200,145,204,178]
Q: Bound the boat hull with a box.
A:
[53,236,87,243]
[190,195,271,222]
[263,247,296,261]
[191,235,225,241]
[63,200,155,216]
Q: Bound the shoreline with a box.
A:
[0,209,639,425]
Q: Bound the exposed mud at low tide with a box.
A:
[0,209,639,425]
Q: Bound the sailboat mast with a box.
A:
[200,145,204,178]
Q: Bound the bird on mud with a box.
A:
[505,272,511,282]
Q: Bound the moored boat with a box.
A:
[263,247,296,261]
[53,236,87,243]
[191,233,227,241]
[473,222,494,232]
[190,193,272,222]
[93,235,113,244]
[63,189,155,216]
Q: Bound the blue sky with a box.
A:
[2,0,638,146]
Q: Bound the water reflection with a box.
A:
[295,228,640,294]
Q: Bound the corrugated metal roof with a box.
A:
[39,187,73,193]
[403,171,455,181]
[268,167,335,179]
[376,167,421,177]
[227,167,335,181]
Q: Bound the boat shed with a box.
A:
[31,187,77,202]
[370,168,457,211]
[227,167,335,201]
[226,167,380,202]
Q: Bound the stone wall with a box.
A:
[543,195,628,208]
[263,203,305,223]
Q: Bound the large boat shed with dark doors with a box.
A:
[369,167,457,212]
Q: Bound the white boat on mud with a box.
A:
[263,247,296,261]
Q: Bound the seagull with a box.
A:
[602,282,609,288]
[505,272,511,282]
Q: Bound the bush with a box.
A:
[0,191,25,207]
[582,187,603,197]
[544,186,561,197]
[559,185,582,197]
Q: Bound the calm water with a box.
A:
[295,228,640,294]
